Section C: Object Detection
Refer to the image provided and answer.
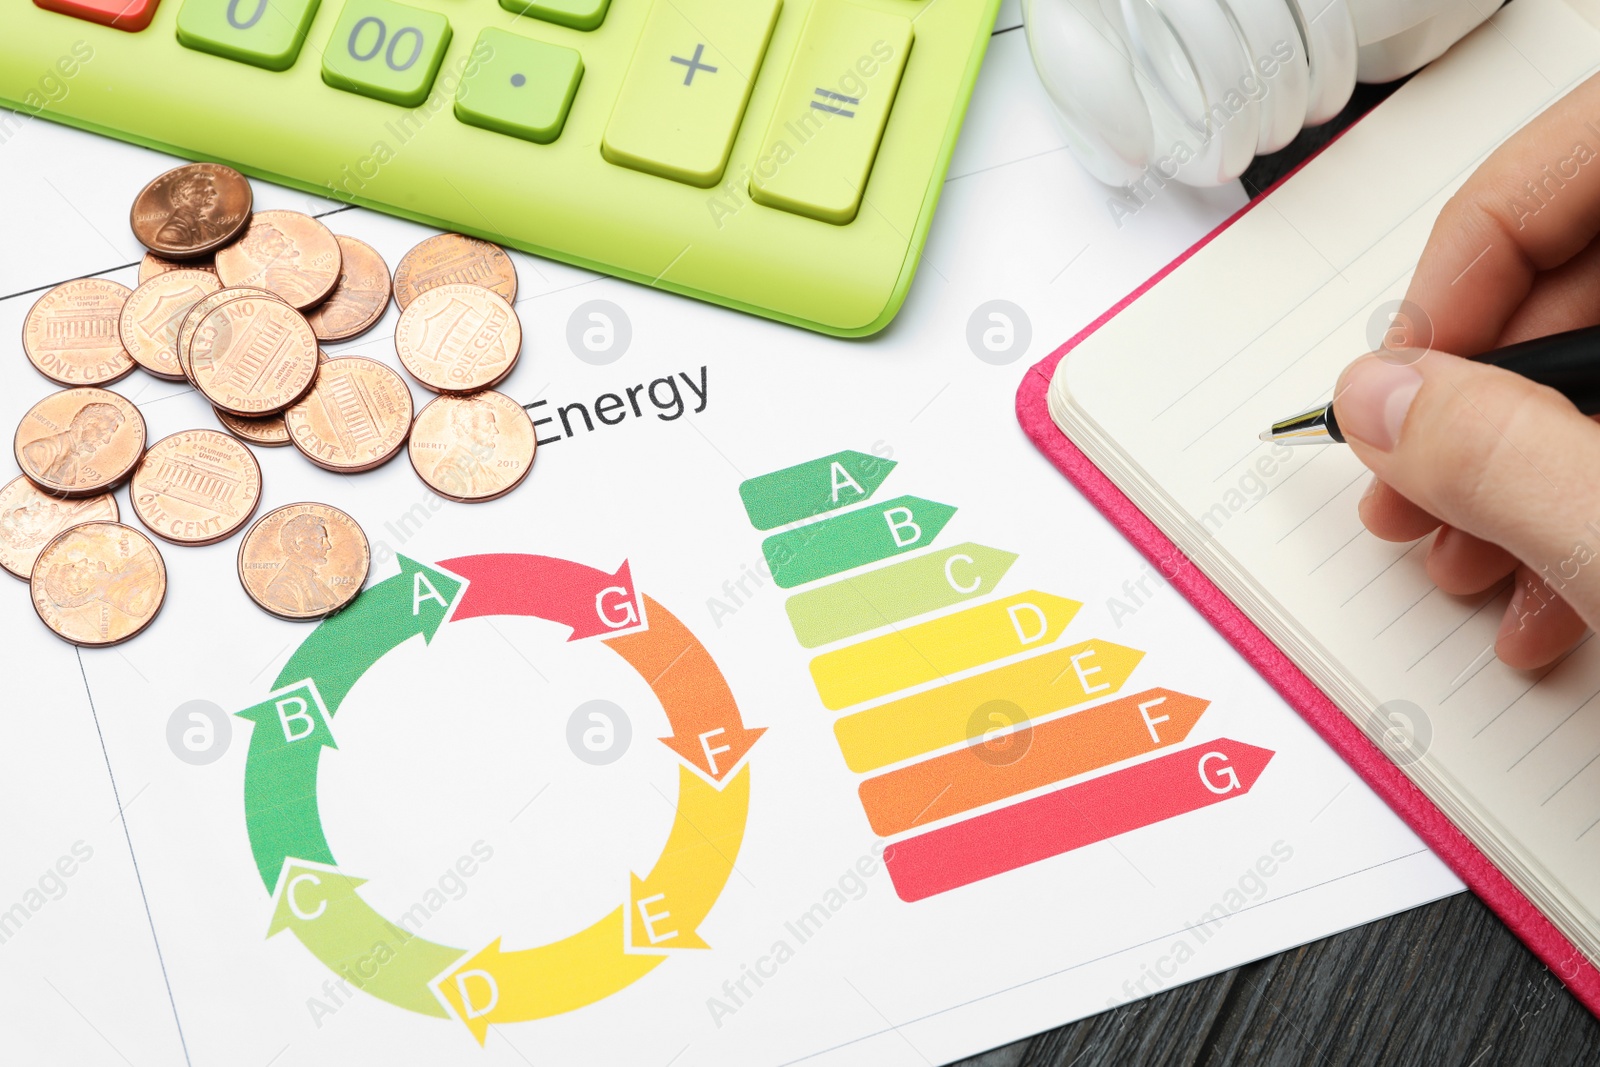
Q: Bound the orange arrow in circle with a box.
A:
[605,595,765,782]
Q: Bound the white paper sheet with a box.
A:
[0,24,1457,1067]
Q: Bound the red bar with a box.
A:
[883,739,1274,901]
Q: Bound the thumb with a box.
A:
[1332,349,1600,628]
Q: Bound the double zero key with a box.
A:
[322,0,452,108]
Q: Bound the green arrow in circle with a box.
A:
[238,681,338,892]
[762,496,958,589]
[272,556,463,714]
[738,449,898,530]
[269,863,467,1018]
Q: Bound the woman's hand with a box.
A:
[1333,73,1600,669]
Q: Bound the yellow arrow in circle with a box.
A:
[437,910,661,1045]
[628,764,751,951]
[437,765,752,1043]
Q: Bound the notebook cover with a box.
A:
[1015,181,1600,1015]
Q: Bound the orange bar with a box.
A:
[857,687,1209,836]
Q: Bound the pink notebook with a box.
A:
[1017,0,1600,1014]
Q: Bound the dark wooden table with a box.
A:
[948,72,1600,1066]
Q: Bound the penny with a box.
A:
[31,521,166,646]
[139,251,217,284]
[394,284,521,394]
[409,391,536,503]
[0,477,118,581]
[212,349,328,447]
[285,356,413,473]
[15,388,146,498]
[214,407,291,448]
[190,296,319,416]
[176,286,279,385]
[129,163,252,259]
[119,269,223,380]
[215,210,342,310]
[392,233,518,310]
[130,429,262,546]
[237,503,369,621]
[22,279,137,386]
[304,236,391,341]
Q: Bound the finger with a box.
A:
[1358,477,1440,542]
[1426,525,1519,596]
[1497,567,1590,670]
[1332,350,1600,631]
[1403,74,1600,356]
[1497,236,1600,345]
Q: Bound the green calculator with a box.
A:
[4,0,1001,335]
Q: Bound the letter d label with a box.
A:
[456,970,499,1019]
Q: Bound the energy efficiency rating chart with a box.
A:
[736,449,1276,901]
[234,553,761,1043]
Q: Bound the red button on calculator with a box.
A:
[34,0,161,31]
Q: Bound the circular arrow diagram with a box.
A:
[237,553,762,1043]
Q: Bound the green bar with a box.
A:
[738,449,897,530]
[762,495,955,588]
[785,542,1017,646]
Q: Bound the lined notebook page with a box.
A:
[1053,0,1600,961]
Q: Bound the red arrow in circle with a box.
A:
[441,554,642,641]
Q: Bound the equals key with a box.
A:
[811,88,859,117]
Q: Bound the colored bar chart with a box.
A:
[737,449,1275,901]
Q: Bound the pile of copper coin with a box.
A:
[10,162,537,646]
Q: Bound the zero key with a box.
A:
[750,0,913,224]
[602,0,781,188]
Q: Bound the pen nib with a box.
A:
[1259,404,1343,445]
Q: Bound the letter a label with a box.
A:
[413,572,448,615]
[830,461,865,503]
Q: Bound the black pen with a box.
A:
[1260,322,1600,444]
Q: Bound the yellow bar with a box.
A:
[810,591,1082,709]
[833,639,1144,772]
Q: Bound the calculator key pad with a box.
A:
[750,0,912,224]
[601,0,782,188]
[455,28,583,145]
[499,0,611,33]
[322,0,452,108]
[177,0,322,71]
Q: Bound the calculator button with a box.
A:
[322,0,452,108]
[455,29,582,144]
[33,0,161,31]
[601,0,781,188]
[177,0,321,71]
[749,0,912,224]
[499,0,610,33]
